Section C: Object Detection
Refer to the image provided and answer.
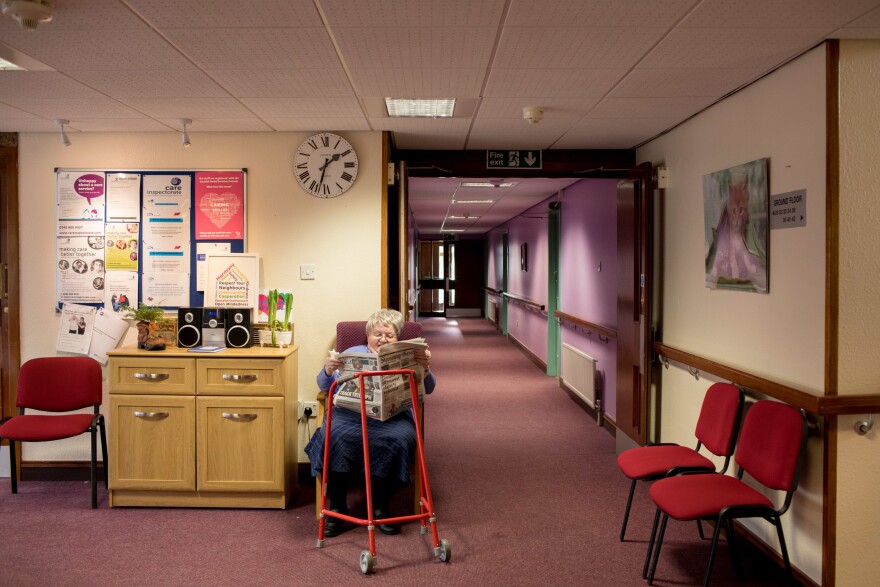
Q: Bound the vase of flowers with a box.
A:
[261,290,293,347]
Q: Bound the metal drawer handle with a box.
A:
[222,374,258,382]
[134,372,170,381]
[133,411,169,420]
[222,412,257,422]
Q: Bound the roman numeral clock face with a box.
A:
[293,132,359,198]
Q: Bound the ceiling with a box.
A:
[1,0,879,234]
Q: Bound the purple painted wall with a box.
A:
[559,179,619,421]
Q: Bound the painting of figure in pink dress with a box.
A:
[703,159,768,293]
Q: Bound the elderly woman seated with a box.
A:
[304,309,435,536]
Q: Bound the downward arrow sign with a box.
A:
[524,152,537,166]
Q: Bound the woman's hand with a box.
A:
[324,355,343,376]
[415,348,432,371]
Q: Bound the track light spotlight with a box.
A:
[53,118,71,147]
[178,118,192,148]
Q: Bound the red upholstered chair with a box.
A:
[617,382,744,541]
[315,320,424,517]
[0,356,107,508]
[645,400,808,586]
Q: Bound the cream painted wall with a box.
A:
[637,45,828,583]
[835,39,880,586]
[17,130,385,464]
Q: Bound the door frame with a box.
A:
[0,144,21,469]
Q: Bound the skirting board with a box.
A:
[445,308,481,317]
[0,446,9,477]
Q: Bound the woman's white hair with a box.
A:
[365,308,404,337]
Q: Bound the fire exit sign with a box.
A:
[487,150,542,169]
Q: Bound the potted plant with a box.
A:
[124,303,166,349]
[277,292,293,347]
[261,290,293,347]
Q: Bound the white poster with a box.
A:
[142,273,190,307]
[88,308,129,365]
[56,235,105,303]
[57,171,106,221]
[106,172,141,221]
[56,303,97,354]
[104,271,138,316]
[196,242,230,291]
[143,174,191,219]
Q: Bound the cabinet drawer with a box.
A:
[197,358,284,396]
[109,395,196,491]
[197,396,285,492]
[109,357,196,395]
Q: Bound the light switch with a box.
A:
[300,264,316,280]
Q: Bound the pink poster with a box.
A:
[194,171,245,240]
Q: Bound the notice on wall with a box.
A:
[195,171,245,240]
[106,172,141,222]
[56,233,105,303]
[56,303,97,354]
[770,189,806,229]
[104,271,138,316]
[105,223,140,270]
[57,171,106,220]
[87,307,129,365]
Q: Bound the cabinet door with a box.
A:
[109,395,196,490]
[110,357,196,395]
[197,358,284,396]
[197,396,285,492]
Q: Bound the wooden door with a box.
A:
[616,163,653,445]
[0,147,20,444]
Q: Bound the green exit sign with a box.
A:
[487,150,542,169]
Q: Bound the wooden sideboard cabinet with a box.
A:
[107,346,298,508]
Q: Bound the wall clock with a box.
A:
[293,132,359,198]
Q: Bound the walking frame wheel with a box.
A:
[359,550,375,574]
[437,538,451,563]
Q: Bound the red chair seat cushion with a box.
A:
[0,414,95,441]
[650,473,774,520]
[617,445,715,480]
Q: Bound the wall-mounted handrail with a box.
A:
[503,292,545,312]
[483,286,504,296]
[554,310,617,342]
[654,341,880,416]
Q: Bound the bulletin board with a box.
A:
[54,169,248,318]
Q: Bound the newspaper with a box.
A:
[332,338,428,421]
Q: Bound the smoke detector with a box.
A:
[522,106,544,124]
[2,0,54,30]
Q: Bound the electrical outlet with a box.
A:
[298,400,319,420]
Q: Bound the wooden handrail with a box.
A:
[502,292,545,312]
[654,342,880,416]
[483,286,503,296]
[554,310,617,341]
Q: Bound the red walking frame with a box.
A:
[316,369,451,574]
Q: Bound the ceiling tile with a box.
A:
[610,68,763,98]
[320,0,506,27]
[126,0,324,28]
[333,28,497,69]
[680,0,880,29]
[122,97,255,118]
[67,69,229,98]
[505,0,695,27]
[208,69,355,98]
[264,118,371,131]
[478,97,598,119]
[350,68,486,97]
[241,97,364,118]
[485,68,626,98]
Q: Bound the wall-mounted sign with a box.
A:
[487,150,542,169]
[770,189,806,229]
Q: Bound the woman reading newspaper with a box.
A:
[304,309,435,537]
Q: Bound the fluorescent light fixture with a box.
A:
[453,199,494,204]
[177,118,192,148]
[385,98,455,118]
[0,57,23,70]
[53,119,71,147]
[448,215,479,219]
[440,229,465,232]
[459,181,517,188]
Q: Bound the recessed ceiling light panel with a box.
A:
[386,98,455,118]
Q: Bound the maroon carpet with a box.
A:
[0,317,788,585]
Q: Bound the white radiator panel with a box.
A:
[561,343,598,408]
[488,299,498,324]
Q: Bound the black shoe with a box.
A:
[374,509,400,535]
[324,509,347,537]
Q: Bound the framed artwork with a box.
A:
[703,158,769,293]
[520,243,528,272]
[204,253,260,309]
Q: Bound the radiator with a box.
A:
[561,343,599,408]
[488,299,498,325]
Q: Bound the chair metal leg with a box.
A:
[647,513,669,585]
[8,439,17,494]
[697,518,706,539]
[620,478,637,541]
[99,416,108,487]
[643,507,661,578]
[774,516,794,585]
[726,517,743,578]
[702,515,725,587]
[91,425,98,509]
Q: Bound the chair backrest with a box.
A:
[735,400,807,494]
[336,320,422,352]
[694,382,744,457]
[16,356,103,412]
